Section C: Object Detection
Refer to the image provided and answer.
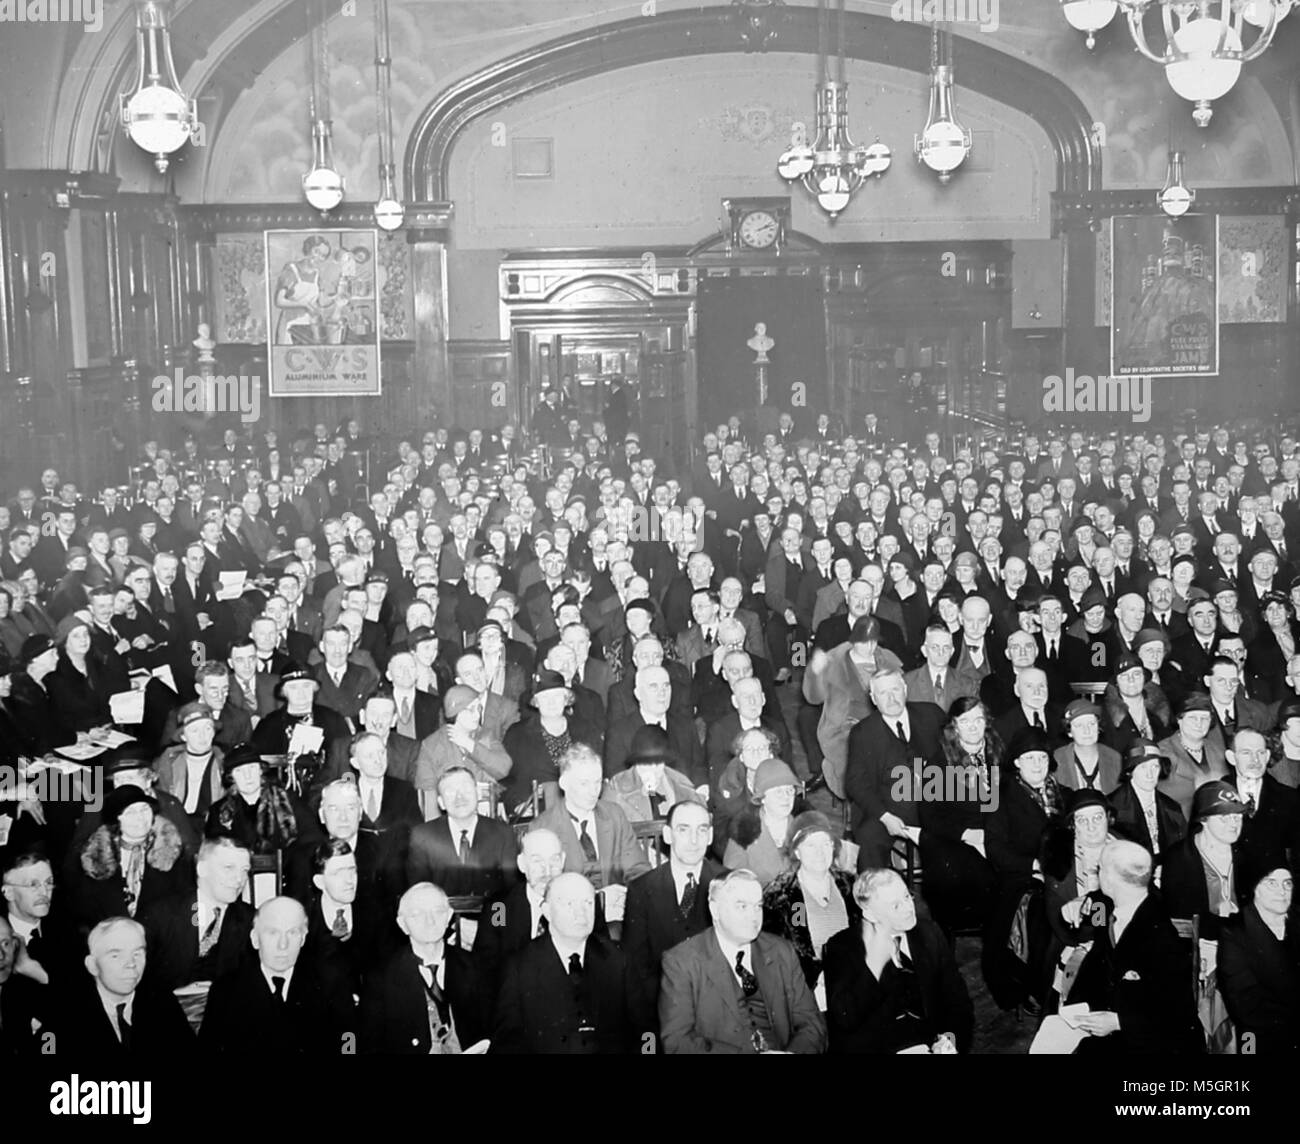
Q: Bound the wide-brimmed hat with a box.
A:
[101,784,158,826]
[624,724,678,769]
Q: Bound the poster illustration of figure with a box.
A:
[1111,215,1218,377]
[265,229,381,397]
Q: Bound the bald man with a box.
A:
[1068,841,1204,1054]
[360,882,491,1054]
[492,873,642,1054]
[200,896,349,1054]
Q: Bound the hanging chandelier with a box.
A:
[1116,0,1291,127]
[372,0,404,230]
[1157,149,1196,215]
[303,0,345,214]
[914,23,972,185]
[776,0,890,218]
[119,0,198,173]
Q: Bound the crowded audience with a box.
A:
[1,405,1299,1055]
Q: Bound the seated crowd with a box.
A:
[1,411,1298,1055]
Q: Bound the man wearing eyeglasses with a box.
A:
[1225,728,1299,889]
[1,852,76,988]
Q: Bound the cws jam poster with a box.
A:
[1111,215,1218,377]
[265,229,381,397]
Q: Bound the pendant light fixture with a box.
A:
[120,0,198,173]
[303,0,345,214]
[914,22,972,185]
[372,0,404,231]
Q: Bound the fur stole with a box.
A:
[210,783,300,852]
[1103,682,1171,731]
[81,819,184,880]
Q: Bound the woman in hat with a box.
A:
[1108,739,1187,872]
[983,728,1063,1012]
[761,811,859,1007]
[722,759,807,888]
[46,619,114,735]
[1162,779,1248,941]
[1273,698,1300,789]
[1041,788,1118,996]
[917,697,1004,935]
[1218,865,1300,1053]
[712,727,784,850]
[1169,554,1199,611]
[1055,699,1123,794]
[106,528,139,586]
[414,684,512,819]
[602,723,701,827]
[1157,693,1230,822]
[501,669,601,816]
[1248,592,1299,703]
[71,785,190,928]
[1134,627,1186,713]
[1102,653,1171,756]
[205,742,316,855]
[251,662,351,793]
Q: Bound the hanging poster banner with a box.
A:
[1111,214,1218,377]
[265,229,381,397]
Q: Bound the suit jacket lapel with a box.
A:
[751,935,789,1045]
[703,931,745,1031]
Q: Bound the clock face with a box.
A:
[739,210,780,249]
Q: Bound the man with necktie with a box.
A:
[59,917,194,1055]
[659,868,826,1053]
[493,872,641,1052]
[405,765,518,899]
[1225,728,1298,889]
[360,882,490,1053]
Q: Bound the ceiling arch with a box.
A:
[404,4,1100,205]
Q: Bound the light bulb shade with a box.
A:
[303,167,345,212]
[815,171,853,216]
[1241,0,1291,28]
[1158,185,1195,216]
[1166,18,1243,102]
[916,120,972,175]
[374,198,405,230]
[777,145,815,179]
[120,86,195,167]
[861,141,893,176]
[1061,0,1119,45]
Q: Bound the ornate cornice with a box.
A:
[404,4,1099,206]
[175,201,453,238]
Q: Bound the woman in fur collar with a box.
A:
[723,759,808,888]
[73,785,191,929]
[1101,654,1171,756]
[762,811,859,1006]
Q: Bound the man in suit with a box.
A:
[993,667,1065,747]
[492,872,641,1052]
[360,882,490,1053]
[313,625,379,729]
[139,836,253,996]
[0,913,48,1054]
[845,669,946,869]
[658,868,827,1054]
[822,868,973,1054]
[904,624,979,714]
[200,896,347,1053]
[1225,728,1299,887]
[705,676,792,786]
[474,827,568,993]
[348,731,421,899]
[406,765,518,900]
[603,663,703,784]
[804,615,905,799]
[1069,840,1204,1053]
[58,917,195,1055]
[531,745,651,914]
[621,799,722,1019]
[1202,656,1273,751]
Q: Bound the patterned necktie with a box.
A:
[535,913,549,939]
[574,817,598,865]
[735,950,759,998]
[199,906,223,957]
[680,872,698,916]
[459,829,471,863]
[331,908,350,939]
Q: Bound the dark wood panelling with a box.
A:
[449,340,512,431]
